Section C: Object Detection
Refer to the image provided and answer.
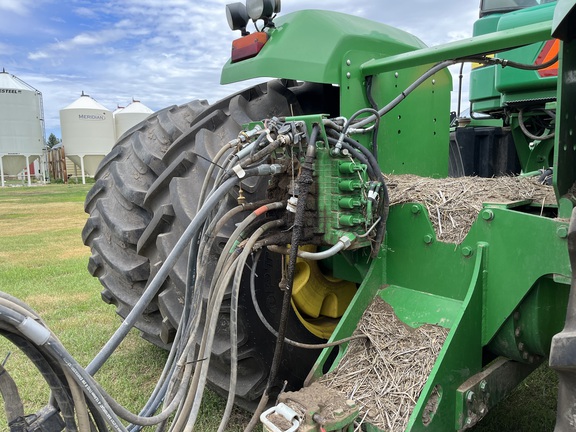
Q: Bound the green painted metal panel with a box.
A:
[385,203,570,344]
[510,113,555,172]
[361,21,553,76]
[469,65,501,113]
[553,42,576,215]
[339,58,451,177]
[379,285,461,329]
[221,10,426,86]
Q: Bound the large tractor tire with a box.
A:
[82,80,340,408]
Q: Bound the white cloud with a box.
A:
[8,0,481,137]
[0,0,36,14]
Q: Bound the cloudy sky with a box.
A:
[1,0,479,139]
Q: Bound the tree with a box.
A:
[46,133,61,148]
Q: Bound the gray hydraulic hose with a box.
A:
[87,175,240,375]
[354,60,457,128]
[267,233,356,260]
[0,304,128,432]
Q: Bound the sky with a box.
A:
[0,0,479,139]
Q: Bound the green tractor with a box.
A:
[81,0,575,430]
[1,0,575,431]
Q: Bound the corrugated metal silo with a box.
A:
[0,70,45,186]
[114,100,153,140]
[59,92,115,182]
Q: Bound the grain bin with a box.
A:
[114,100,153,140]
[0,70,45,186]
[59,92,115,183]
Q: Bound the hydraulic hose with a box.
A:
[249,250,367,350]
[219,219,285,432]
[355,60,457,129]
[180,202,284,431]
[518,108,556,141]
[87,175,240,375]
[0,306,122,432]
[197,140,235,211]
[266,233,355,261]
[245,125,320,432]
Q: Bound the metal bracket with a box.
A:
[549,206,576,431]
[456,357,539,429]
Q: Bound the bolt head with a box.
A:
[466,391,475,402]
[411,204,421,214]
[423,234,434,244]
[557,226,568,239]
[346,59,351,66]
[333,408,344,416]
[346,72,351,79]
[479,380,487,392]
[462,246,473,257]
[482,209,494,221]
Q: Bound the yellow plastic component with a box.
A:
[290,247,357,339]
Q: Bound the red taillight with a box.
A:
[231,32,268,63]
[536,39,559,78]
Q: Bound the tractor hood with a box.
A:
[220,10,427,86]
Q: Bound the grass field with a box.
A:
[0,184,251,431]
[0,184,560,431]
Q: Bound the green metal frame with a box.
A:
[302,14,570,432]
[222,5,574,431]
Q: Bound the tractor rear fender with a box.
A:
[220,10,427,86]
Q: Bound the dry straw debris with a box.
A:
[319,297,449,432]
[385,174,555,244]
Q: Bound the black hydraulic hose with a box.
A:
[102,363,193,426]
[245,125,320,431]
[326,131,376,178]
[340,135,389,256]
[342,106,380,158]
[0,304,124,431]
[489,53,559,71]
[0,331,78,431]
[87,175,240,375]
[518,108,556,141]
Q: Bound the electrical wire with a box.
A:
[248,250,367,350]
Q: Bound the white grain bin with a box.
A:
[0,70,45,186]
[59,92,115,182]
[114,100,153,141]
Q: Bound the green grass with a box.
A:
[0,184,251,431]
[0,184,560,431]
